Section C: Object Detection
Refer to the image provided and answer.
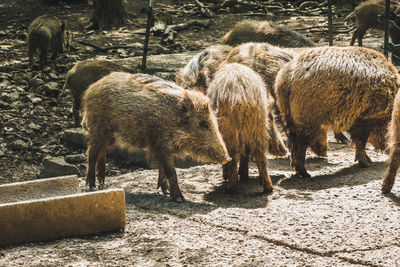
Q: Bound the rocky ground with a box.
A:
[1,0,400,266]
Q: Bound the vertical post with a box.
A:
[328,0,333,46]
[384,0,390,58]
[141,0,153,72]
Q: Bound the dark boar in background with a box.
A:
[220,20,315,47]
[28,14,65,69]
[63,59,133,127]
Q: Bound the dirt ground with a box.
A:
[1,0,400,266]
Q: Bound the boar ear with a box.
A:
[199,67,211,89]
[179,93,195,124]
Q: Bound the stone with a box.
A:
[38,156,81,178]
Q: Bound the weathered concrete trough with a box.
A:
[0,175,125,247]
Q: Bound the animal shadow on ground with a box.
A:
[383,192,400,206]
[124,191,219,219]
[203,175,284,209]
[279,161,387,191]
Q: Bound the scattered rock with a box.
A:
[38,156,81,178]
[65,154,86,164]
[61,128,87,149]
[8,140,29,151]
[43,82,60,97]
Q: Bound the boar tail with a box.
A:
[274,71,293,134]
[81,110,88,131]
[343,11,356,28]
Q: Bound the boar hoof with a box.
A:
[170,189,186,202]
[89,186,97,191]
[381,184,392,194]
[225,181,239,194]
[334,132,350,144]
[262,184,273,193]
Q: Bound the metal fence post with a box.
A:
[141,0,153,72]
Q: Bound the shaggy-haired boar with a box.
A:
[175,45,233,93]
[347,0,400,46]
[177,43,289,156]
[28,14,65,69]
[208,63,273,192]
[220,20,315,47]
[275,46,400,178]
[382,91,400,193]
[63,59,133,127]
[81,72,231,201]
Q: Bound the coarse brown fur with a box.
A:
[28,14,65,69]
[275,46,400,178]
[382,90,400,193]
[81,72,231,201]
[175,45,233,93]
[177,43,289,157]
[220,20,315,47]
[349,0,400,47]
[208,63,273,193]
[63,59,133,127]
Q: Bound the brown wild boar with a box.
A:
[175,45,233,93]
[207,63,273,192]
[275,46,399,178]
[81,72,231,201]
[382,91,400,193]
[177,43,288,157]
[220,20,315,47]
[63,59,133,127]
[28,14,65,69]
[347,0,400,46]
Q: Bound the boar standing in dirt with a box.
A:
[28,14,65,69]
[82,72,231,201]
[275,46,399,178]
[207,63,273,192]
[175,45,233,93]
[177,43,290,157]
[63,59,133,127]
[220,20,315,47]
[347,0,400,46]
[382,91,400,193]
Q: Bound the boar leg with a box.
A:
[356,28,366,47]
[350,29,358,46]
[157,168,170,195]
[73,98,81,127]
[39,43,48,70]
[349,126,372,168]
[289,132,310,178]
[382,145,400,193]
[96,148,107,189]
[309,127,328,157]
[239,146,250,181]
[224,151,239,193]
[254,151,273,193]
[86,143,103,190]
[334,131,350,144]
[156,155,185,202]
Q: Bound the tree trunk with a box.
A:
[90,0,127,30]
